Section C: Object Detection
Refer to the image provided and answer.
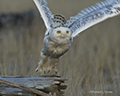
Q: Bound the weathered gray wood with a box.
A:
[0,75,67,96]
[0,78,49,96]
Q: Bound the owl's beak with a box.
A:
[61,35,66,38]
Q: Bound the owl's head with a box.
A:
[50,27,72,44]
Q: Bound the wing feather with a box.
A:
[33,0,53,28]
[65,0,120,38]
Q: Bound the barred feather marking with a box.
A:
[52,14,66,27]
[33,0,53,28]
[64,0,120,38]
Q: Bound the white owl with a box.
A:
[33,0,120,74]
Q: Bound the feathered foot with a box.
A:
[47,58,59,74]
[35,61,47,73]
[35,51,48,74]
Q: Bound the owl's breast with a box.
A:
[42,36,71,58]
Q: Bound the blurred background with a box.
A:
[0,0,120,96]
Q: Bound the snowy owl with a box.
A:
[33,0,120,73]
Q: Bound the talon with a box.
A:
[44,71,46,74]
[55,71,58,74]
[47,70,50,73]
[35,69,38,73]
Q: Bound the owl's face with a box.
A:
[50,27,72,44]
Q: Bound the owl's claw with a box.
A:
[47,69,58,74]
[35,65,46,74]
[35,68,47,75]
[44,71,46,74]
[53,68,58,74]
[55,71,58,74]
[35,69,39,73]
[35,67,41,73]
[47,70,50,73]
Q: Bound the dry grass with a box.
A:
[0,0,120,96]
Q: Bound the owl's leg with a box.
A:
[47,58,59,74]
[35,51,48,73]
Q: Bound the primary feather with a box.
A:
[64,0,120,38]
[33,0,53,29]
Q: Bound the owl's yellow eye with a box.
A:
[57,31,61,34]
[66,31,69,34]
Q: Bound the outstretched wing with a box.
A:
[65,0,120,38]
[33,0,53,29]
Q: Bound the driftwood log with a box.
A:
[0,75,67,96]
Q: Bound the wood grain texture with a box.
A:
[0,75,67,96]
